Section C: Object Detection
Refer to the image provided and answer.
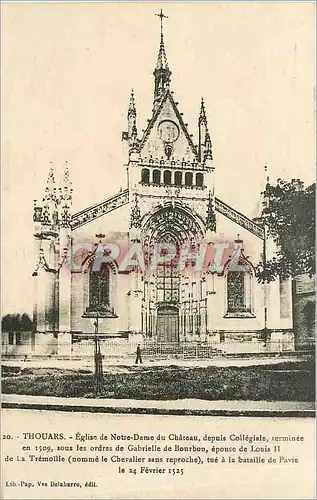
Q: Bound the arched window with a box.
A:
[141,168,150,184]
[196,172,203,187]
[185,172,193,187]
[174,171,182,186]
[89,263,110,312]
[164,170,172,185]
[225,261,254,317]
[153,169,161,185]
[227,271,246,313]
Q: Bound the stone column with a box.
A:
[206,273,216,331]
[59,264,71,332]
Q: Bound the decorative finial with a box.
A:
[63,160,70,183]
[47,167,55,184]
[199,97,207,123]
[206,190,216,233]
[128,89,136,117]
[130,193,141,229]
[43,166,57,203]
[96,233,105,243]
[60,160,72,208]
[235,233,243,244]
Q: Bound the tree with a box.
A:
[255,178,315,350]
[256,178,315,283]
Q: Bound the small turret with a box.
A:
[33,166,59,237]
[32,165,61,335]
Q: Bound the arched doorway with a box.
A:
[141,204,206,342]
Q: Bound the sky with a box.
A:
[2,2,316,315]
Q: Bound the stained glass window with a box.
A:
[227,271,247,312]
[89,264,110,312]
[156,263,180,303]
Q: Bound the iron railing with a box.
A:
[2,338,300,359]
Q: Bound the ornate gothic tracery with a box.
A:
[141,203,205,245]
[140,203,207,342]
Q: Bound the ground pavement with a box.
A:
[1,354,309,372]
[1,393,315,417]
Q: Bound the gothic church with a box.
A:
[31,12,293,356]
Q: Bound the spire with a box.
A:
[128,89,138,140]
[126,90,139,152]
[60,161,72,204]
[155,9,169,71]
[60,161,73,229]
[199,98,207,124]
[47,167,55,184]
[63,161,71,185]
[153,9,171,105]
[44,166,56,200]
[42,165,57,212]
[33,164,56,231]
[198,98,213,163]
[206,190,217,233]
[128,89,136,118]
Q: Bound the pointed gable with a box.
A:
[139,90,198,162]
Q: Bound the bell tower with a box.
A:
[122,8,216,237]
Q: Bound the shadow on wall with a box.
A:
[294,296,316,350]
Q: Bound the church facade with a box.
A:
[29,14,293,356]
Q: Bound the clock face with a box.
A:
[158,120,180,143]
